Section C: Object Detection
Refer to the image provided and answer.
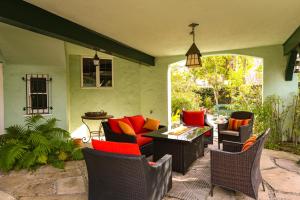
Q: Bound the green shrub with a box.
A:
[171,97,193,116]
[0,115,83,172]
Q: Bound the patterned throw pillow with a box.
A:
[228,118,250,131]
[242,135,257,152]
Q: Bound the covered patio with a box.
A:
[0,1,300,200]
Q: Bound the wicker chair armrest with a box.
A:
[149,154,172,197]
[239,124,251,142]
[223,140,243,152]
[211,149,242,169]
[218,122,228,131]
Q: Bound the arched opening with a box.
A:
[167,54,263,133]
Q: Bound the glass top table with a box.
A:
[143,126,212,142]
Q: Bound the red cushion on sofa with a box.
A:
[136,134,153,146]
[92,140,141,156]
[126,115,145,134]
[183,110,205,126]
[108,118,134,134]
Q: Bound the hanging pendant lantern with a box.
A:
[93,51,100,66]
[185,23,202,68]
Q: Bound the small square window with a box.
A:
[81,57,113,88]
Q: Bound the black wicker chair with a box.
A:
[102,122,167,156]
[83,148,172,200]
[218,111,254,149]
[180,113,214,146]
[210,128,270,200]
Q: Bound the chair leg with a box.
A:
[262,180,266,191]
[210,185,214,196]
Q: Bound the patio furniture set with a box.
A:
[82,110,269,200]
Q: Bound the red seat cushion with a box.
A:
[203,130,212,137]
[125,115,145,134]
[108,118,134,134]
[136,134,153,146]
[183,110,205,126]
[92,140,141,156]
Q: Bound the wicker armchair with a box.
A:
[218,111,254,149]
[83,148,172,200]
[210,128,270,200]
[102,122,167,156]
[180,113,214,146]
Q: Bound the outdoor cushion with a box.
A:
[118,121,136,136]
[143,118,160,131]
[228,118,250,131]
[136,134,153,146]
[242,135,257,152]
[182,110,205,126]
[220,130,239,137]
[108,117,134,134]
[91,139,141,156]
[126,115,145,133]
[203,129,212,137]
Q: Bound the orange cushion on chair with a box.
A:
[125,115,145,133]
[228,118,250,131]
[108,118,134,134]
[182,110,205,126]
[118,121,136,136]
[143,118,160,131]
[92,140,141,156]
[242,135,257,152]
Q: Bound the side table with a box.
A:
[81,115,113,143]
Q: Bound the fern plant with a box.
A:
[0,115,83,172]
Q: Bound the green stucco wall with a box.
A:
[3,64,68,129]
[68,54,142,132]
[140,45,299,127]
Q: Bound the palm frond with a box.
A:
[27,132,50,147]
[18,151,37,169]
[44,128,70,139]
[71,148,83,160]
[34,118,59,132]
[25,115,44,128]
[0,143,28,171]
[4,125,26,140]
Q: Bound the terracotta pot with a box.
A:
[73,138,83,147]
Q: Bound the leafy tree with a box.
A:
[0,115,83,172]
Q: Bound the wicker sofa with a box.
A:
[83,148,172,200]
[210,128,270,199]
[218,111,254,149]
[102,122,167,156]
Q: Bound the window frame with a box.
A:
[80,56,114,89]
[25,74,51,115]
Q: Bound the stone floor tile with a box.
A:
[0,191,16,200]
[56,176,85,195]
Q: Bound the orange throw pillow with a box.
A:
[228,118,250,131]
[118,121,136,136]
[242,135,257,152]
[143,118,160,131]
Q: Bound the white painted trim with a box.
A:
[80,56,114,89]
[0,63,4,134]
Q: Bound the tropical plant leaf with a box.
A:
[27,132,50,147]
[4,125,26,140]
[18,151,37,169]
[71,148,83,160]
[0,143,28,171]
[25,115,44,129]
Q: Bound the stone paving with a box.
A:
[0,146,299,200]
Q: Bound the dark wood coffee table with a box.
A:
[143,126,212,174]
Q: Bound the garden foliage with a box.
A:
[0,115,83,172]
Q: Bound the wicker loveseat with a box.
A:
[83,148,172,200]
[218,111,254,149]
[210,128,270,199]
[102,122,167,156]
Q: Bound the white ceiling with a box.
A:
[25,0,300,57]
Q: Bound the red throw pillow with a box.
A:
[183,110,205,126]
[92,140,141,156]
[125,115,145,134]
[108,118,134,134]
